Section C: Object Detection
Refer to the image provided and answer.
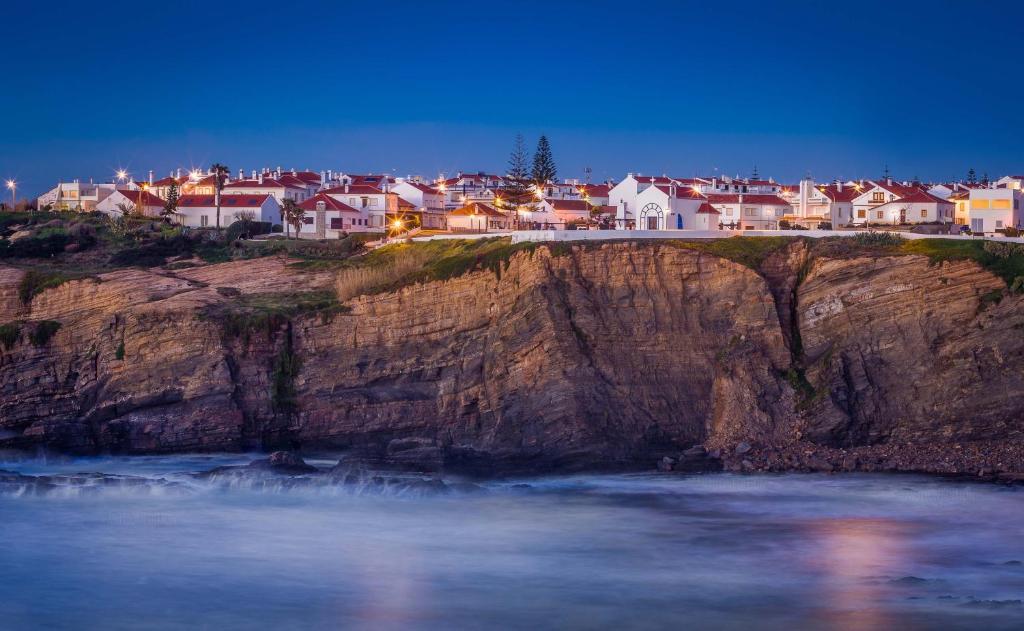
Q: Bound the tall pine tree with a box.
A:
[530,135,557,185]
[503,134,534,229]
[161,181,179,222]
[967,168,977,184]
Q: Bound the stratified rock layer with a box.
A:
[0,242,1021,475]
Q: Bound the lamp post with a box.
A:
[5,179,16,210]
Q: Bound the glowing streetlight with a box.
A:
[116,169,128,183]
[5,179,15,208]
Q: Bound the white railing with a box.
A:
[409,229,1024,245]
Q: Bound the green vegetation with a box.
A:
[899,239,1024,290]
[17,269,76,305]
[115,340,125,360]
[0,322,21,350]
[213,290,344,342]
[333,238,544,300]
[270,337,301,414]
[669,236,796,270]
[28,320,61,346]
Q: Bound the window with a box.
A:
[992,199,1011,210]
[200,215,208,227]
[349,197,357,206]
[744,207,757,217]
[875,211,884,219]
[872,192,884,203]
[921,209,927,218]
[857,209,866,218]
[303,216,314,224]
[996,220,1004,228]
[971,199,990,209]
[725,208,733,216]
[330,218,343,229]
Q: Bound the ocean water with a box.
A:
[1,454,1022,630]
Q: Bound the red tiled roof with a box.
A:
[223,178,286,190]
[545,198,590,211]
[697,202,721,214]
[150,176,186,187]
[449,202,505,217]
[293,171,322,184]
[580,184,611,196]
[176,194,273,208]
[817,185,859,202]
[298,193,360,213]
[397,197,416,209]
[705,194,791,205]
[891,189,953,205]
[321,185,384,195]
[398,181,442,194]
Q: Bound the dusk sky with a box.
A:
[3,0,1022,197]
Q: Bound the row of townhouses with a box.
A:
[36,167,1024,236]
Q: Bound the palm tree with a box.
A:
[281,198,303,239]
[210,163,230,233]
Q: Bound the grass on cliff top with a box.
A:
[332,235,806,301]
[333,238,543,301]
[667,236,797,270]
[812,236,1024,290]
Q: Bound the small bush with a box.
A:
[983,240,1024,260]
[29,320,61,346]
[0,322,20,349]
[778,219,791,230]
[18,270,71,305]
[115,340,125,360]
[109,235,194,267]
[817,222,833,230]
[851,232,904,247]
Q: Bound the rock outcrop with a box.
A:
[0,241,1021,476]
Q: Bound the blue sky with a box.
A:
[3,0,1022,197]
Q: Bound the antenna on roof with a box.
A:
[584,166,592,184]
[751,165,759,180]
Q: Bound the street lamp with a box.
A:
[5,179,16,209]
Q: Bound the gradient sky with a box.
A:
[3,0,1022,197]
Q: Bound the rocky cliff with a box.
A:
[1,240,1021,476]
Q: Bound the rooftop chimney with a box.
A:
[258,173,264,185]
[344,183,350,193]
[148,170,154,185]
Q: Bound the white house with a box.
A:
[995,175,1024,191]
[39,180,117,211]
[850,180,925,224]
[95,189,165,218]
[321,184,394,231]
[967,187,1023,234]
[447,202,511,232]
[440,172,506,208]
[866,189,955,224]
[174,194,281,228]
[223,174,308,203]
[297,192,369,239]
[391,181,446,229]
[634,183,715,230]
[529,198,592,228]
[781,180,857,227]
[705,193,791,230]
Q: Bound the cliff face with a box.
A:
[0,242,1021,474]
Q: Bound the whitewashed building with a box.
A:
[967,187,1023,234]
[297,192,369,238]
[705,193,791,230]
[38,180,117,211]
[174,194,281,228]
[391,181,446,229]
[866,189,954,224]
[95,189,165,218]
[447,202,511,232]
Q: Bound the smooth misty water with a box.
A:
[1,454,1023,630]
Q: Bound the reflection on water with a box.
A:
[1,455,1023,630]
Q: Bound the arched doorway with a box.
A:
[676,213,683,230]
[640,203,663,230]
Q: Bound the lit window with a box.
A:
[857,209,866,218]
[992,199,1011,210]
[971,199,990,209]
